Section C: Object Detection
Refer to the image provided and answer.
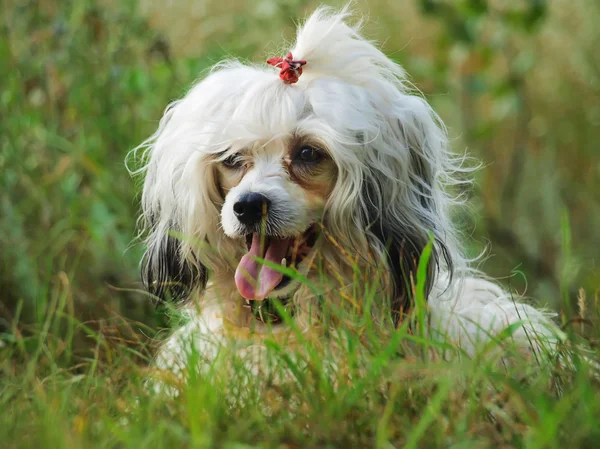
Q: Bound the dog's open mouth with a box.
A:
[234,224,318,300]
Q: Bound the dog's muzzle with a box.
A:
[234,224,319,300]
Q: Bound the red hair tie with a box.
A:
[266,52,307,84]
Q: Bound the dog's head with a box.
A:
[133,7,462,318]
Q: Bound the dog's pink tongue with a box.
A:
[234,234,290,300]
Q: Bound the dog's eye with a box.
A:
[295,146,324,164]
[222,155,243,169]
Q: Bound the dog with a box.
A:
[131,6,558,381]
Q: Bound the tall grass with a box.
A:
[2,252,600,448]
[1,0,599,447]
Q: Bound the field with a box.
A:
[1,0,600,447]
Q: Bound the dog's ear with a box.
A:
[142,226,208,304]
[130,98,218,305]
[363,178,436,325]
[362,96,455,325]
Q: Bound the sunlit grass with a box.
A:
[2,262,600,449]
[2,0,600,448]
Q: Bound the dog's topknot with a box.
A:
[284,6,405,89]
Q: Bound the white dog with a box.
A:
[131,6,558,379]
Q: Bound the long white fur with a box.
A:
[130,6,560,381]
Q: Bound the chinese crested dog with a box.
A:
[132,6,558,380]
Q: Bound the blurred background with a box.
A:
[1,0,599,354]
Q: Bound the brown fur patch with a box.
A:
[285,136,338,202]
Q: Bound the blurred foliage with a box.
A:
[0,0,598,342]
[0,0,174,335]
[410,0,600,309]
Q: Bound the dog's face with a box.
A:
[217,135,337,300]
[134,9,461,317]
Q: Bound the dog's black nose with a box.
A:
[233,193,271,226]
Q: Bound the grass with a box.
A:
[2,272,600,449]
[1,0,600,447]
